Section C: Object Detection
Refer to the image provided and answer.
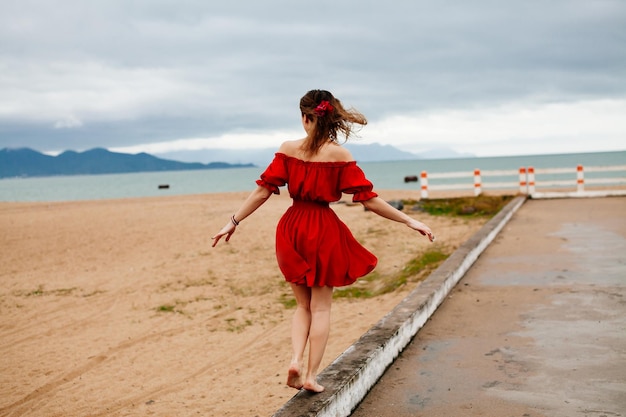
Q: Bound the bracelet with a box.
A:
[231,215,240,226]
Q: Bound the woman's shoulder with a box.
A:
[324,143,354,162]
[277,140,304,156]
[276,139,355,163]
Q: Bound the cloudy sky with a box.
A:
[1,0,625,160]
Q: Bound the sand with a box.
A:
[0,189,485,417]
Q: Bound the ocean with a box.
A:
[1,151,624,202]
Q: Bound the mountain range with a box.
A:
[0,148,253,179]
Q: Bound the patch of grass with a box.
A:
[225,317,253,333]
[377,249,449,296]
[155,299,188,314]
[334,248,450,299]
[20,286,79,297]
[157,304,177,313]
[399,251,448,279]
[333,271,380,299]
[407,195,514,218]
[333,286,373,299]
[26,286,45,297]
[278,293,297,309]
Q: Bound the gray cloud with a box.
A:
[1,0,624,153]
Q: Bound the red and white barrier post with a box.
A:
[519,167,527,194]
[577,165,584,192]
[420,171,428,199]
[528,167,536,194]
[474,169,482,196]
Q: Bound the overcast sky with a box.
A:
[1,0,625,159]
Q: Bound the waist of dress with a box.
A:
[291,199,331,209]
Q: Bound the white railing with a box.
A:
[419,165,626,198]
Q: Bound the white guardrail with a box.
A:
[418,165,626,198]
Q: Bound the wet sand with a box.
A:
[351,197,626,416]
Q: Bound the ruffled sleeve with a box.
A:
[256,153,288,194]
[340,163,378,202]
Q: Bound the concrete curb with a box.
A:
[531,189,626,199]
[272,195,528,417]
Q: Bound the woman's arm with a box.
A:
[361,196,435,242]
[212,185,274,246]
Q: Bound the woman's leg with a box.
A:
[303,285,333,393]
[287,283,312,389]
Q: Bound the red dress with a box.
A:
[256,152,378,287]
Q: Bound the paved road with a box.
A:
[351,197,626,417]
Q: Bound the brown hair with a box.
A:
[299,89,367,154]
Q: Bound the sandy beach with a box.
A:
[0,189,486,417]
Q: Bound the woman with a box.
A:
[212,89,434,393]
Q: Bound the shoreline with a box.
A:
[2,149,624,204]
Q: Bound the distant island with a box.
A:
[0,148,255,179]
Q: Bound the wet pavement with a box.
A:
[351,197,626,417]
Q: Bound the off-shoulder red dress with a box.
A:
[256,152,378,287]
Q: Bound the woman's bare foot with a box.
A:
[286,364,303,389]
[303,380,325,393]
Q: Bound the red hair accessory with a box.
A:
[314,100,334,117]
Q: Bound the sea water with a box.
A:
[1,151,624,202]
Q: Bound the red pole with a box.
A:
[420,171,429,199]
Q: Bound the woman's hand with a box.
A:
[211,222,236,247]
[407,218,435,242]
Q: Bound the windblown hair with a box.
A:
[299,89,367,155]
